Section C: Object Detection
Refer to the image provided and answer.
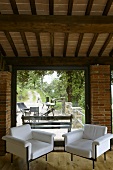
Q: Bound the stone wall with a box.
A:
[65,102,83,128]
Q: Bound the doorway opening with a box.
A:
[16,68,88,142]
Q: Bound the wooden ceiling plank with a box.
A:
[49,0,54,15]
[4,31,18,57]
[20,31,31,56]
[98,33,113,57]
[63,33,69,57]
[35,32,42,57]
[0,44,6,56]
[0,15,113,33]
[67,0,74,15]
[85,0,94,15]
[29,0,37,15]
[103,0,113,15]
[9,0,19,14]
[50,33,54,57]
[75,33,83,57]
[87,33,98,57]
[4,56,113,66]
[109,49,113,57]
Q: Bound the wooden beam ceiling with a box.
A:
[75,33,83,57]
[20,31,31,56]
[85,0,94,15]
[0,44,6,56]
[87,33,98,57]
[98,33,113,57]
[109,49,113,57]
[103,0,113,16]
[9,0,19,14]
[4,56,113,66]
[63,33,69,57]
[30,0,37,15]
[35,32,42,57]
[50,33,54,57]
[4,31,18,56]
[49,0,54,15]
[0,15,113,33]
[67,0,74,15]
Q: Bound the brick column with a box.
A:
[90,65,111,132]
[0,71,11,155]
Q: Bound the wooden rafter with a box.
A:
[0,55,3,70]
[50,33,54,57]
[0,55,8,71]
[75,33,83,57]
[103,0,113,15]
[85,0,94,15]
[67,0,74,15]
[29,0,37,15]
[85,0,95,56]
[109,49,113,57]
[4,56,113,66]
[63,33,69,57]
[9,0,19,14]
[87,33,98,57]
[98,33,113,57]
[35,32,42,57]
[4,31,18,56]
[0,15,113,33]
[49,0,54,15]
[0,44,6,56]
[20,32,31,56]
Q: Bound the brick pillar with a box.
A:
[0,71,11,155]
[90,65,111,132]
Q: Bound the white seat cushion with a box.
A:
[28,139,53,159]
[10,124,32,140]
[65,139,93,158]
[83,124,107,140]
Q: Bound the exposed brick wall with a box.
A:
[0,71,11,155]
[90,65,111,132]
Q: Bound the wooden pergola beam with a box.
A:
[0,15,113,33]
[4,56,113,66]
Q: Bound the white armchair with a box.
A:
[62,124,113,170]
[2,124,55,170]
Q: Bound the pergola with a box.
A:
[0,0,113,155]
[0,0,113,68]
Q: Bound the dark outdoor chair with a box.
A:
[17,102,30,115]
[30,107,39,116]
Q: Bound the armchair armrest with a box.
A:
[2,135,32,160]
[32,130,55,143]
[2,135,31,147]
[62,129,83,145]
[92,133,113,159]
[93,133,113,146]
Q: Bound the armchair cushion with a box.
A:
[10,124,32,140]
[66,138,93,158]
[28,139,53,159]
[83,124,107,140]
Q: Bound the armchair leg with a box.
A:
[93,160,95,170]
[27,161,29,170]
[104,152,106,161]
[26,147,29,170]
[71,153,73,161]
[11,154,13,164]
[46,154,47,161]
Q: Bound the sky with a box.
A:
[43,71,58,84]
